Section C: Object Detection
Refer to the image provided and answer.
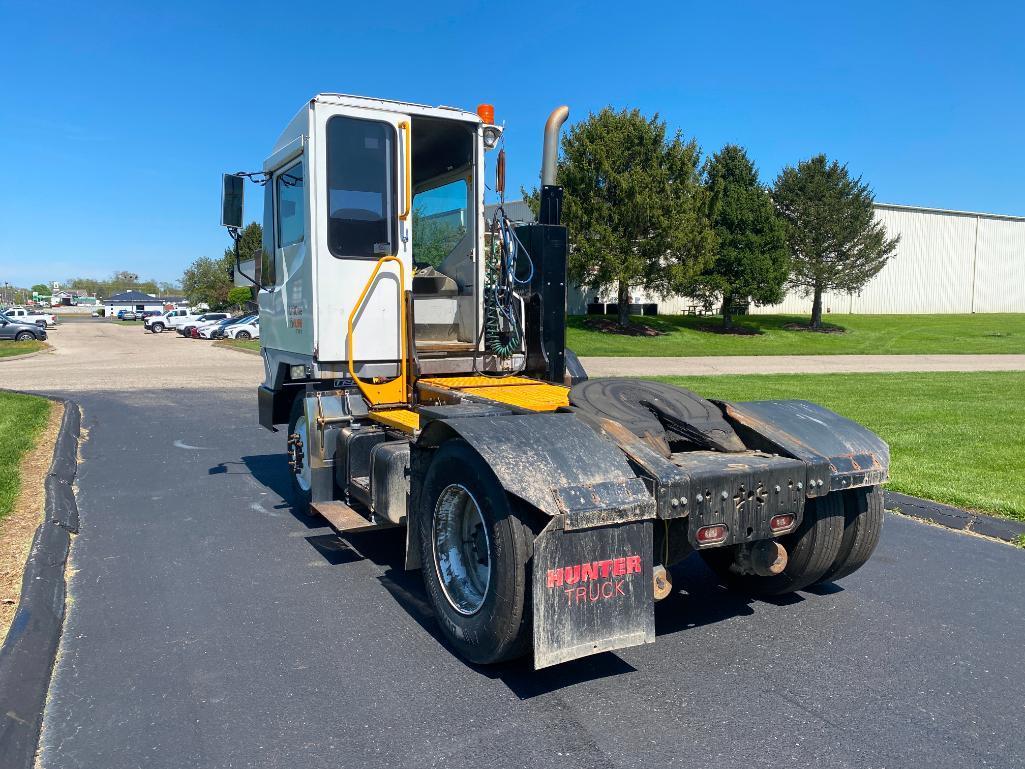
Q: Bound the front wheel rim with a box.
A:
[292,415,311,492]
[433,484,491,615]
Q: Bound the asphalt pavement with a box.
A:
[34,387,1025,769]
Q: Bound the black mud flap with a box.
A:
[532,517,655,669]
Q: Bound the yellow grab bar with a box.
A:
[399,121,411,221]
[347,255,408,408]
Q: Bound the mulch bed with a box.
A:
[783,322,847,334]
[584,317,667,337]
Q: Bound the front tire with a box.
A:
[702,492,845,596]
[151,322,164,333]
[418,439,534,665]
[286,395,312,514]
[235,331,251,340]
[15,331,33,342]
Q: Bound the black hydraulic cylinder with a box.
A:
[515,223,568,383]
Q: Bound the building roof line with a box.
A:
[875,202,1025,222]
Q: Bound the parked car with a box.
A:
[198,317,236,339]
[224,317,259,340]
[145,308,189,333]
[0,313,48,341]
[140,310,162,319]
[120,311,139,320]
[209,314,257,339]
[178,313,229,337]
[2,307,57,328]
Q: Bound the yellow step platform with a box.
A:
[419,376,570,412]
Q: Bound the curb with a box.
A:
[0,345,53,363]
[885,491,1025,543]
[0,398,81,769]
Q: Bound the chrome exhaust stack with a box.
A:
[538,106,569,226]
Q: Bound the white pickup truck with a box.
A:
[2,307,57,328]
[144,308,200,334]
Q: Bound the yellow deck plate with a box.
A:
[368,408,420,432]
[419,376,570,412]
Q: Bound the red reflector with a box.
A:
[696,524,728,545]
[770,514,796,532]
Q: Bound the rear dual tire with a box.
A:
[418,439,534,665]
[815,486,884,584]
[702,486,883,596]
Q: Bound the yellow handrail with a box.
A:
[347,255,408,407]
[399,121,411,221]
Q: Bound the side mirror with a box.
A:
[221,173,245,229]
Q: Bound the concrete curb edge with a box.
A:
[0,397,81,769]
[885,490,1025,543]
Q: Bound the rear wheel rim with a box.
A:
[433,484,491,615]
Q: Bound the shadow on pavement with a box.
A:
[223,452,823,695]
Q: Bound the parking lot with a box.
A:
[0,318,261,391]
[5,323,1025,769]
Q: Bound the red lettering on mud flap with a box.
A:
[532,520,655,669]
[547,555,642,605]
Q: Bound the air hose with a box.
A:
[473,206,534,375]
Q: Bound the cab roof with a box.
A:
[271,93,482,158]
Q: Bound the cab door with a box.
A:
[312,103,411,367]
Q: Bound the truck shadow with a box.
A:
[232,452,820,695]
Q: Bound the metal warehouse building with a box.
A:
[532,202,1025,316]
[747,203,1025,315]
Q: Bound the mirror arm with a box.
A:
[229,227,260,288]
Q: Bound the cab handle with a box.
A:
[399,121,411,221]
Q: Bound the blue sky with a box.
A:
[1,0,1022,287]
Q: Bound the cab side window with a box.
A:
[276,161,305,248]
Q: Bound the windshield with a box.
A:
[412,178,468,269]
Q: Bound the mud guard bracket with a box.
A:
[532,516,655,669]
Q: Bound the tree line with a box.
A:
[531,107,899,329]
[27,272,180,301]
[180,222,261,311]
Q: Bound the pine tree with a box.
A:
[773,155,899,328]
[690,145,789,329]
[528,108,715,328]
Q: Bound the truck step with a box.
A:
[311,500,391,534]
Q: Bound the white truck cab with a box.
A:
[243,94,504,399]
[4,307,56,328]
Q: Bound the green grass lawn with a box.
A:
[216,339,260,353]
[655,371,1025,520]
[568,313,1025,357]
[0,392,51,521]
[0,339,48,358]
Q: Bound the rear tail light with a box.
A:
[770,514,796,533]
[695,524,729,545]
